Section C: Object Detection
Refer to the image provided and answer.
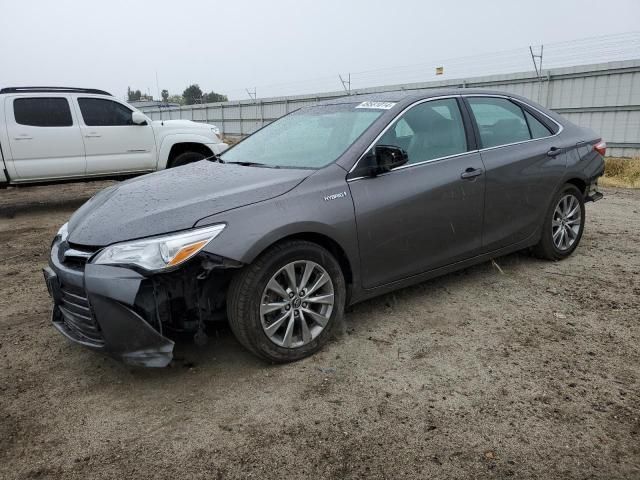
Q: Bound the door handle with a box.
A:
[84,132,102,138]
[460,167,483,180]
[13,135,32,140]
[547,146,563,157]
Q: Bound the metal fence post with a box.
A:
[221,104,225,136]
[260,100,264,128]
[545,71,553,108]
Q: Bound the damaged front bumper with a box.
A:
[44,239,237,367]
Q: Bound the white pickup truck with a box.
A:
[0,87,228,185]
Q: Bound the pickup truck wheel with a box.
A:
[227,240,346,363]
[533,183,585,260]
[169,151,207,168]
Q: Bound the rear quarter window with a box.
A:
[524,110,553,138]
[13,97,73,127]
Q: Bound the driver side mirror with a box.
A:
[131,111,148,125]
[370,145,408,176]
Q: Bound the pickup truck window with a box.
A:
[78,98,134,126]
[14,97,73,127]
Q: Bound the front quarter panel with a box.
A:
[195,164,361,287]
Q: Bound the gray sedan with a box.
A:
[44,89,605,366]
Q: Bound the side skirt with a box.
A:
[348,229,540,306]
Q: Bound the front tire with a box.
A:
[227,240,346,363]
[533,183,585,260]
[169,151,207,168]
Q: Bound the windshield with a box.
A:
[220,103,384,169]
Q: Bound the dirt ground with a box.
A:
[0,181,638,479]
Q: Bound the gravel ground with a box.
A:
[0,181,639,479]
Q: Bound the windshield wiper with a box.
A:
[206,154,224,163]
[224,161,279,168]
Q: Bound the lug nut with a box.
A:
[294,310,299,316]
[302,302,307,308]
[285,305,290,311]
[299,290,306,296]
[289,292,295,298]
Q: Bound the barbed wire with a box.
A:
[221,31,640,100]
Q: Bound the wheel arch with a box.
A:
[543,176,588,223]
[157,134,216,169]
[565,177,587,196]
[251,231,354,288]
[167,142,213,167]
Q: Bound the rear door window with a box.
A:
[13,97,73,127]
[467,97,531,148]
[78,98,134,126]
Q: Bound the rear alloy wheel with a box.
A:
[552,194,582,251]
[170,151,207,168]
[533,183,585,260]
[227,240,345,362]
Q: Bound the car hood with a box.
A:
[150,120,221,141]
[67,161,310,247]
[151,119,210,129]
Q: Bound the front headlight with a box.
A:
[211,126,220,136]
[92,224,225,272]
[57,222,69,242]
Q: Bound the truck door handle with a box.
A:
[547,146,563,157]
[14,135,33,140]
[84,132,102,138]
[460,167,483,180]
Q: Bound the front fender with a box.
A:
[195,164,362,288]
[234,220,352,265]
[157,133,220,169]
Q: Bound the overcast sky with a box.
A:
[1,0,639,101]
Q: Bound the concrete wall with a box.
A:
[141,60,640,158]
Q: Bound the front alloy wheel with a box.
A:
[227,240,345,362]
[260,261,334,348]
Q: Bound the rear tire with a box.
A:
[532,183,585,260]
[169,151,207,168]
[227,240,346,363]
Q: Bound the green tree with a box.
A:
[204,91,228,103]
[182,84,203,105]
[167,94,184,105]
[161,89,169,102]
[127,87,142,101]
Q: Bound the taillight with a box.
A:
[594,140,607,157]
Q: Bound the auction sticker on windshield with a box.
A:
[355,101,396,110]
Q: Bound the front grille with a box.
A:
[58,242,96,270]
[59,283,104,345]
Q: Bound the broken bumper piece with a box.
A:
[44,240,175,367]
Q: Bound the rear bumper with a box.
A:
[44,241,174,367]
[586,177,603,203]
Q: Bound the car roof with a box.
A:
[0,87,111,96]
[317,88,518,105]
